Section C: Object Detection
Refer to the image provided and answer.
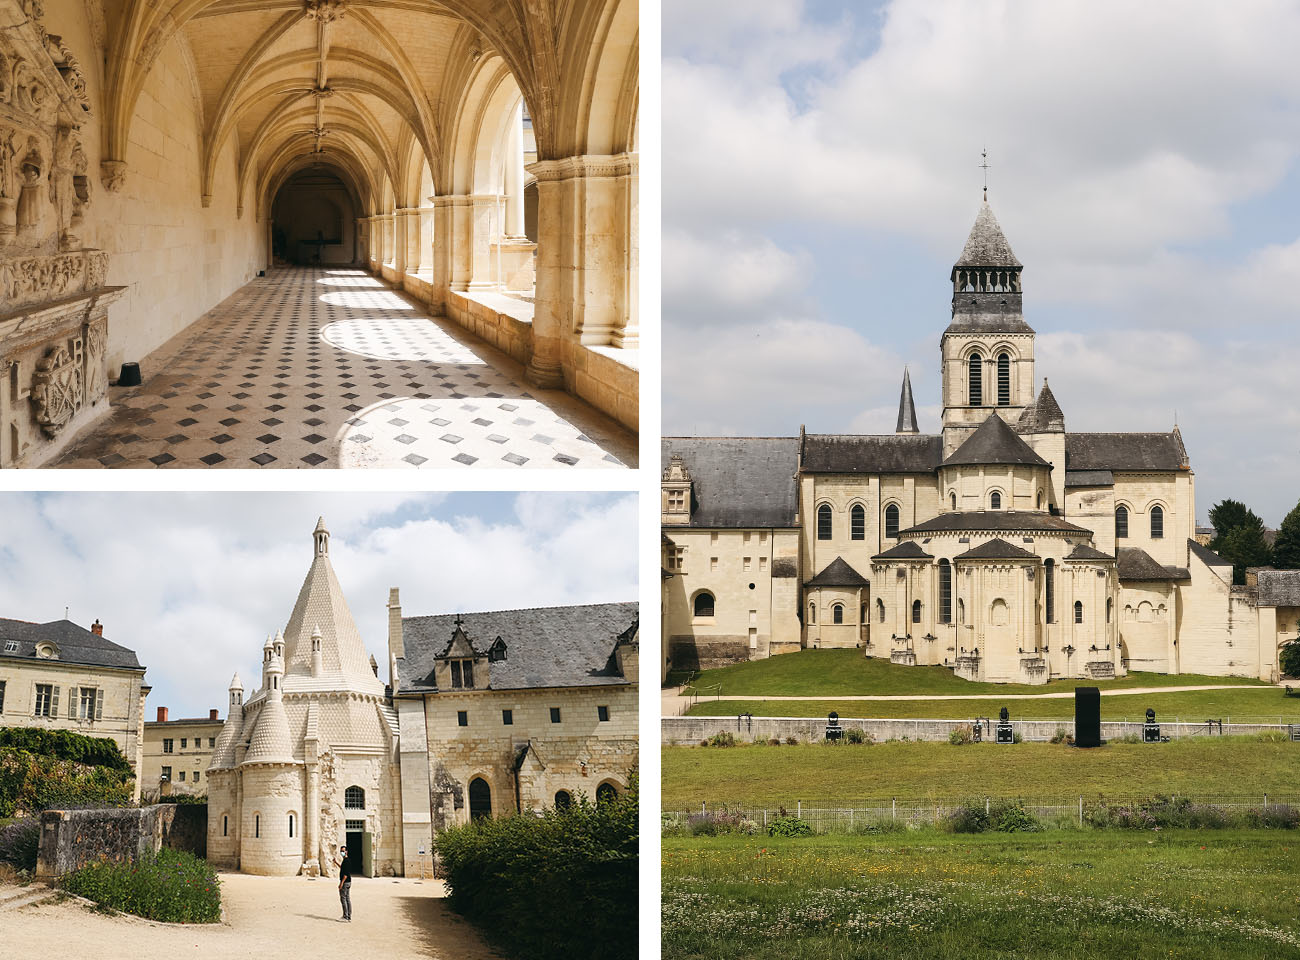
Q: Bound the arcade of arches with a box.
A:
[0,0,637,468]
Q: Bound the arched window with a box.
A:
[850,504,865,540]
[1037,491,1043,510]
[957,598,965,624]
[990,491,1002,510]
[289,813,296,838]
[345,786,365,809]
[997,353,1011,405]
[968,353,983,405]
[1150,505,1164,539]
[939,559,952,623]
[876,598,885,623]
[693,592,715,618]
[912,600,922,623]
[1044,559,1055,624]
[597,782,618,805]
[469,777,492,820]
[1074,601,1083,624]
[817,504,832,541]
[1115,505,1128,539]
[950,492,957,511]
[554,790,572,810]
[884,504,900,539]
[832,604,844,624]
[808,601,816,624]
[1106,597,1113,624]
[860,602,867,623]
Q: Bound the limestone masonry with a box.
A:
[662,199,1300,685]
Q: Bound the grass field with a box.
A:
[673,649,1270,697]
[662,832,1300,960]
[661,739,1300,808]
[684,686,1300,721]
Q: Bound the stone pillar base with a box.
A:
[525,354,564,390]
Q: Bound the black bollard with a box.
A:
[116,362,142,387]
[1075,687,1102,747]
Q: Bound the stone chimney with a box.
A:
[91,619,103,636]
[209,708,219,721]
[387,587,404,687]
[157,706,168,722]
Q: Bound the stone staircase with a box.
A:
[0,883,59,914]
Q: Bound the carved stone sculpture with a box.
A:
[16,136,42,235]
[100,158,125,192]
[31,340,84,437]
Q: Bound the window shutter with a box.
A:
[68,687,78,718]
[96,689,104,720]
[51,686,59,717]
[31,683,37,717]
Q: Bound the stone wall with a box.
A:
[35,802,207,878]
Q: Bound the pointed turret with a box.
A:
[947,198,1033,336]
[1015,378,1064,434]
[245,628,294,765]
[895,368,919,435]
[209,673,246,771]
[310,625,323,676]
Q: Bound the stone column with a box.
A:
[466,194,499,290]
[433,195,473,292]
[504,101,526,239]
[305,761,320,873]
[404,209,421,274]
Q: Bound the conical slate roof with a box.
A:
[1065,543,1113,561]
[872,540,933,561]
[804,556,870,587]
[209,710,242,770]
[943,414,1049,468]
[1016,379,1064,434]
[955,201,1021,267]
[243,698,296,765]
[955,537,1037,561]
[896,369,919,434]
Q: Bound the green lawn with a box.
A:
[674,649,1269,697]
[662,739,1300,808]
[662,832,1300,960]
[684,686,1300,722]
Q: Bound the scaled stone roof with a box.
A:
[243,700,296,765]
[1187,539,1232,569]
[872,540,934,561]
[1117,548,1190,582]
[956,537,1038,561]
[1014,381,1064,434]
[1064,470,1114,487]
[902,510,1091,535]
[660,437,798,527]
[800,434,942,474]
[1256,569,1300,607]
[943,413,1050,468]
[396,602,638,695]
[805,556,870,587]
[1066,433,1189,472]
[896,369,919,434]
[955,201,1022,267]
[1065,543,1114,561]
[0,617,143,671]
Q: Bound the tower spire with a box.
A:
[980,147,990,201]
[896,367,919,435]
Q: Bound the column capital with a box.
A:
[527,152,637,182]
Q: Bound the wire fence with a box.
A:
[665,795,1300,833]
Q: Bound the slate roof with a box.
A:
[896,369,919,434]
[955,537,1038,561]
[1187,539,1232,569]
[1256,570,1300,607]
[1014,381,1064,434]
[1065,470,1114,487]
[800,434,942,474]
[943,414,1050,468]
[395,601,638,694]
[1066,433,1188,472]
[955,202,1022,267]
[0,617,143,670]
[873,541,933,561]
[661,437,798,527]
[944,305,1036,336]
[902,510,1091,535]
[805,557,871,587]
[1117,548,1190,582]
[1065,543,1114,561]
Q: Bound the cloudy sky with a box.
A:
[0,493,637,717]
[663,0,1300,525]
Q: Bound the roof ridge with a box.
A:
[405,600,636,621]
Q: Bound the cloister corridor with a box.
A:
[51,268,636,469]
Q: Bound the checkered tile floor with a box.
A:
[51,268,636,469]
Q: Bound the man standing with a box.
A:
[335,845,352,922]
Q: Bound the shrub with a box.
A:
[0,818,39,871]
[1049,728,1068,744]
[62,848,221,923]
[0,729,132,772]
[785,736,799,746]
[1012,732,1023,744]
[435,775,637,960]
[766,815,813,838]
[992,801,1043,833]
[767,738,781,747]
[688,810,747,836]
[948,726,973,745]
[845,727,871,745]
[0,748,133,818]
[705,731,736,748]
[1111,733,1142,745]
[1280,639,1300,678]
[947,801,991,833]
[1256,730,1288,743]
[947,800,1041,833]
[1246,804,1300,829]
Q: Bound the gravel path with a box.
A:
[673,683,1277,704]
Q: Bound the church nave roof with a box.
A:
[805,556,872,586]
[1117,547,1190,582]
[902,510,1091,536]
[1066,432,1189,472]
[942,413,1050,468]
[800,434,942,474]
[660,437,799,527]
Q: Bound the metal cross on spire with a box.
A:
[980,148,990,201]
[454,613,464,628]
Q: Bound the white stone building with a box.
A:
[208,518,637,877]
[662,198,1300,685]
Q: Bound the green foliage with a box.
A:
[1280,640,1300,678]
[0,748,133,817]
[62,848,221,923]
[706,731,737,748]
[948,800,1042,833]
[683,809,757,837]
[1209,500,1273,584]
[0,728,132,772]
[1208,499,1256,539]
[785,736,799,746]
[845,727,870,745]
[435,776,637,960]
[157,793,208,805]
[766,815,813,837]
[0,817,39,871]
[1082,796,1296,831]
[948,726,973,745]
[1273,500,1300,570]
[1049,728,1072,744]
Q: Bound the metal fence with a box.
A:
[665,795,1300,833]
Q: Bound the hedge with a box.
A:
[0,747,133,817]
[0,728,133,772]
[435,776,638,960]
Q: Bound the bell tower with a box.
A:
[940,193,1036,455]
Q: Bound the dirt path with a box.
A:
[681,683,1275,703]
[1,873,503,960]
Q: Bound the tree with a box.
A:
[1215,518,1273,585]
[1209,499,1256,539]
[1272,500,1300,570]
[1281,638,1300,678]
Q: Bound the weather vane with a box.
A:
[980,148,990,201]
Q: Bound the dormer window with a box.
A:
[667,489,685,511]
[450,658,475,689]
[3,640,16,653]
[35,642,58,659]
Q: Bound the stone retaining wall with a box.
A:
[36,803,207,878]
[663,715,1288,745]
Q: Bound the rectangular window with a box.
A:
[550,707,561,723]
[743,557,752,572]
[668,546,685,570]
[0,680,6,713]
[3,640,16,652]
[667,489,685,510]
[749,627,758,649]
[180,738,187,749]
[462,660,474,688]
[161,765,172,782]
[710,532,718,543]
[457,710,468,727]
[759,532,767,543]
[79,688,98,720]
[346,820,364,831]
[178,771,186,782]
[194,771,200,782]
[597,705,610,722]
[743,532,751,543]
[759,557,768,572]
[450,660,462,688]
[709,556,718,570]
[163,738,174,754]
[502,709,513,725]
[209,737,215,748]
[34,683,54,718]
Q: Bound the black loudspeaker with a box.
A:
[1075,686,1102,748]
